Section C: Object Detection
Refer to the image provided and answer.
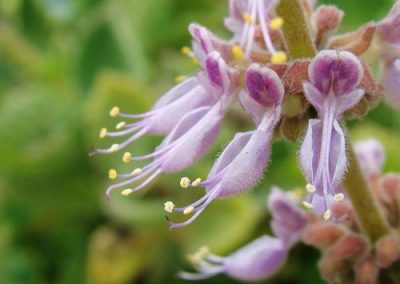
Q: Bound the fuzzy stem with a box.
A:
[276,0,316,59]
[342,143,390,243]
[276,0,390,243]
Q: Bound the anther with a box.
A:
[180,177,191,188]
[175,75,187,83]
[242,12,254,24]
[181,46,192,56]
[121,189,132,196]
[323,209,332,221]
[302,201,314,209]
[306,183,316,193]
[191,178,202,187]
[116,121,126,130]
[271,51,287,64]
[183,206,194,215]
[131,168,142,176]
[269,17,284,30]
[189,246,209,264]
[334,193,344,202]
[110,144,119,152]
[99,128,107,139]
[164,201,175,213]
[110,106,120,117]
[122,152,132,163]
[108,169,117,179]
[231,45,244,60]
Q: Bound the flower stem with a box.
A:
[342,141,390,243]
[276,0,390,243]
[276,0,316,59]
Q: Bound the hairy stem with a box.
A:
[342,142,390,243]
[276,0,316,59]
[276,0,390,243]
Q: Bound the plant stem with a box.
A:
[276,0,316,59]
[276,0,390,243]
[342,142,390,243]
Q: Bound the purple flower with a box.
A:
[179,187,306,281]
[268,187,307,247]
[377,0,400,108]
[166,64,284,229]
[224,0,286,62]
[103,52,236,198]
[299,50,365,215]
[354,138,385,180]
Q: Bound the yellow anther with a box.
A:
[122,152,132,163]
[271,51,287,64]
[121,189,132,196]
[116,121,126,130]
[181,46,192,56]
[99,128,107,139]
[334,193,344,202]
[242,12,254,24]
[183,206,194,215]
[108,169,117,179]
[306,183,316,193]
[110,106,120,117]
[231,45,245,60]
[188,246,210,264]
[191,178,202,187]
[302,201,314,209]
[110,144,119,152]
[164,201,175,213]
[269,17,284,30]
[180,177,191,188]
[131,168,142,176]
[323,209,332,221]
[175,75,187,83]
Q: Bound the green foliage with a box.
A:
[0,0,397,283]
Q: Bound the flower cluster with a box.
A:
[91,0,400,282]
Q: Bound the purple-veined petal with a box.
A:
[381,59,400,108]
[268,187,306,247]
[224,236,287,281]
[354,138,385,179]
[308,50,364,97]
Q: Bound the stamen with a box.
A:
[110,144,119,152]
[269,17,284,30]
[191,178,202,187]
[183,206,194,215]
[99,128,107,139]
[116,121,126,130]
[188,246,210,264]
[180,177,191,188]
[306,183,316,193]
[271,51,287,64]
[122,152,132,163]
[175,75,188,83]
[164,201,175,213]
[334,193,344,202]
[110,106,120,117]
[323,209,332,221]
[108,169,117,179]
[231,45,245,60]
[131,168,142,176]
[121,189,132,196]
[302,201,314,209]
[242,12,254,24]
[181,46,192,56]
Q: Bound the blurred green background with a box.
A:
[0,0,399,283]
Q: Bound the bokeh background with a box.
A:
[0,0,399,283]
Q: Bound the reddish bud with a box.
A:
[302,223,345,249]
[328,233,368,260]
[354,256,379,284]
[375,233,400,268]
